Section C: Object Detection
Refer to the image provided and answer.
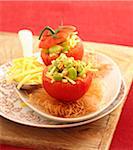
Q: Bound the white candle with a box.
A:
[18,30,33,57]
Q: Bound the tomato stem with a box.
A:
[39,26,56,40]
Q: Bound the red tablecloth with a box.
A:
[0,1,133,150]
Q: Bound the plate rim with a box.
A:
[0,79,126,128]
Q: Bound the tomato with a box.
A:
[41,50,59,66]
[39,26,84,65]
[42,69,93,101]
[39,32,68,49]
[41,40,84,66]
[66,41,84,60]
[39,26,75,49]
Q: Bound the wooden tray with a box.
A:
[0,32,133,150]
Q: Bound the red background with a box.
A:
[0,1,133,150]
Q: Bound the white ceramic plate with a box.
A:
[6,51,122,123]
[0,65,126,128]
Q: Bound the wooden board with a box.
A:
[0,32,133,150]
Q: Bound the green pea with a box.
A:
[67,67,77,80]
[62,46,70,53]
[61,42,70,52]
[64,60,74,68]
[66,63,73,69]
[48,65,54,72]
[53,73,63,81]
[49,45,62,54]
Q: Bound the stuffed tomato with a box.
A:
[42,54,95,101]
[39,25,84,65]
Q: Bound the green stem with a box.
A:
[38,26,56,40]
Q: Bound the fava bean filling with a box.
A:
[46,54,98,84]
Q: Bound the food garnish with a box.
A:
[7,57,44,89]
